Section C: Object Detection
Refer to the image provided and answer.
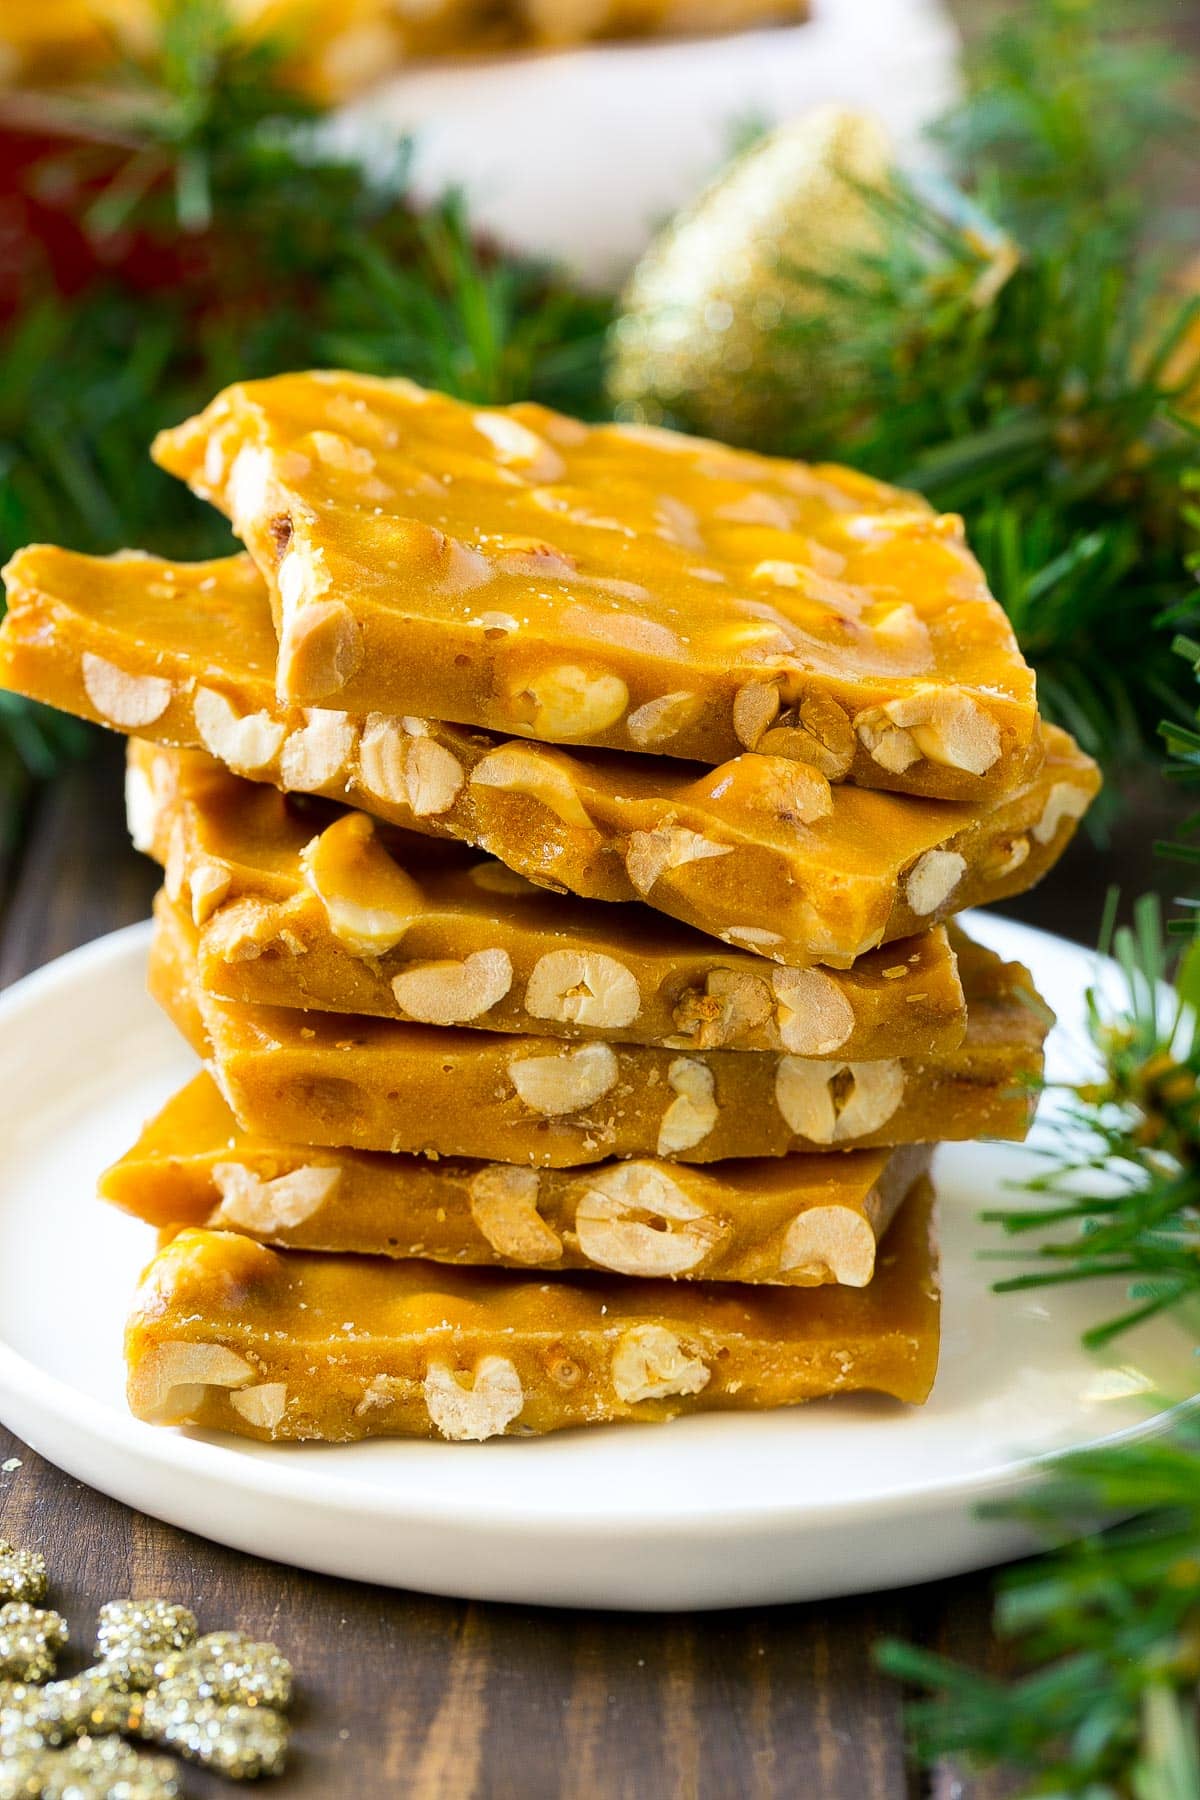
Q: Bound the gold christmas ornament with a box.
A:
[609,105,890,445]
[0,1607,68,1685]
[0,1734,180,1799]
[94,1602,198,1692]
[0,1540,295,1788]
[0,1544,47,1609]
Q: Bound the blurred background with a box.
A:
[1,0,1198,945]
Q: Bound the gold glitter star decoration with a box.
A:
[0,1542,47,1607]
[0,1607,68,1684]
[0,1544,295,1794]
[0,1736,179,1799]
[95,1601,198,1692]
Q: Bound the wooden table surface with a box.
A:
[0,735,1119,1800]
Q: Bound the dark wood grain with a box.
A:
[8,1,1200,1788]
[0,1411,942,1800]
[0,737,1045,1800]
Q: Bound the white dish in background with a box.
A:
[0,914,1190,1611]
[342,0,960,281]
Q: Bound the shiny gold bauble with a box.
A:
[609,104,890,445]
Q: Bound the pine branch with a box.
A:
[930,0,1196,245]
[973,891,1200,1345]
[887,893,1200,1790]
[635,0,1200,779]
[764,173,1200,775]
[876,477,1200,1789]
[0,0,609,782]
[317,200,613,414]
[878,1416,1200,1797]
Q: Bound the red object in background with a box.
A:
[0,116,198,317]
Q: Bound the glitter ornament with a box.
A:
[0,1734,179,1799]
[94,1603,197,1692]
[0,1699,44,1758]
[153,1632,293,1711]
[0,1544,293,1785]
[0,1546,47,1610]
[0,1670,133,1750]
[0,1609,68,1685]
[136,1690,289,1780]
[609,105,890,445]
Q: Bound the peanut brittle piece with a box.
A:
[151,370,1037,797]
[103,1071,931,1287]
[125,1183,941,1441]
[151,894,1050,1166]
[517,0,806,46]
[131,741,967,1058]
[0,548,1099,967]
[396,0,807,50]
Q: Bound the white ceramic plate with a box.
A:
[0,915,1191,1611]
[347,0,959,280]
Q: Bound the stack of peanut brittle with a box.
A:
[0,372,1097,1444]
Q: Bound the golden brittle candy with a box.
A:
[104,1071,931,1287]
[386,0,807,49]
[4,0,435,98]
[516,0,805,44]
[151,370,1038,796]
[9,0,806,95]
[151,894,1050,1166]
[125,1183,941,1441]
[0,0,115,86]
[131,741,967,1058]
[0,549,1099,967]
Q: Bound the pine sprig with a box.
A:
[930,0,1195,243]
[878,1417,1200,1798]
[885,584,1200,1787]
[767,172,1200,774]
[62,0,319,239]
[317,200,612,412]
[0,0,609,788]
[887,902,1200,1787]
[975,893,1200,1346]
[1160,623,1200,942]
[662,0,1200,779]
